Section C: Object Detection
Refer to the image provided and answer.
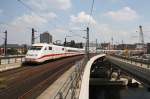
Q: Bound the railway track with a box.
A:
[0,55,84,99]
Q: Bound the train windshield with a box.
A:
[30,46,43,50]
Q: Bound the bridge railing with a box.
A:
[52,60,85,99]
[0,55,25,65]
[111,54,150,68]
[107,55,150,88]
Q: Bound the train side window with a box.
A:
[49,47,52,50]
[44,47,47,50]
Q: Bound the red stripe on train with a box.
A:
[25,53,79,61]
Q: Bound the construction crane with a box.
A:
[139,25,144,48]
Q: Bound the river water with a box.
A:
[90,86,150,99]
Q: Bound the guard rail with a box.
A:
[0,55,25,65]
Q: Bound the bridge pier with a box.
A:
[116,69,121,80]
[109,67,114,79]
[107,62,113,79]
[127,77,139,88]
[108,63,122,80]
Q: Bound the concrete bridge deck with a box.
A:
[106,55,150,87]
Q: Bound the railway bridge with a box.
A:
[106,55,150,88]
[79,54,150,99]
[1,53,150,99]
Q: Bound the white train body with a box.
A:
[25,43,84,63]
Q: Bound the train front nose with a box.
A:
[25,51,40,62]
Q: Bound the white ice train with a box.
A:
[25,43,84,63]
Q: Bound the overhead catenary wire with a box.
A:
[17,0,57,29]
[17,0,72,30]
[0,21,35,33]
[0,10,24,29]
[18,0,33,11]
[18,0,87,44]
[18,0,57,43]
[87,0,95,27]
[0,10,40,31]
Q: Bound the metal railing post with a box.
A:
[58,92,63,99]
[71,73,76,99]
[15,58,17,63]
[52,61,84,99]
[21,57,23,62]
[0,55,25,65]
[135,61,137,65]
[147,64,150,68]
[8,58,10,64]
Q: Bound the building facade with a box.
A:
[40,32,52,44]
[0,44,27,55]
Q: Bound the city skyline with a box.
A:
[0,0,150,45]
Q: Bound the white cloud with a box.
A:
[27,0,72,11]
[40,13,57,20]
[12,14,46,27]
[52,28,66,34]
[70,11,96,25]
[96,24,112,33]
[91,23,139,44]
[49,28,68,42]
[2,12,57,44]
[11,12,57,29]
[105,7,139,21]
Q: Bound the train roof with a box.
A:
[32,43,51,46]
[32,43,84,50]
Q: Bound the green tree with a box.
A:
[7,48,18,55]
[70,40,75,47]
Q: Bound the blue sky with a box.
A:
[0,0,150,45]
